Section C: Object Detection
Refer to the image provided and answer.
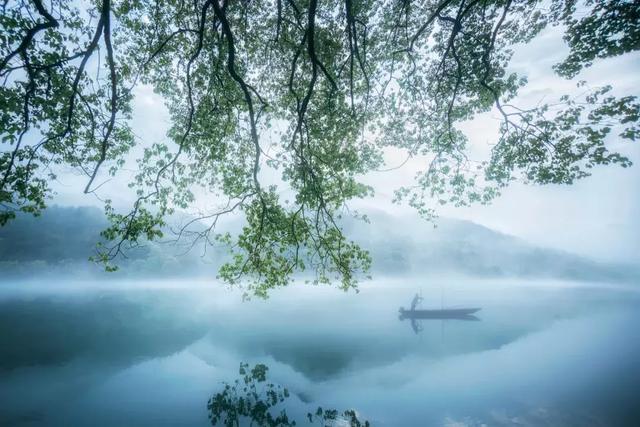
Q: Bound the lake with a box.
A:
[1,278,639,426]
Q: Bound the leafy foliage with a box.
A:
[552,0,640,78]
[208,363,370,426]
[1,0,638,295]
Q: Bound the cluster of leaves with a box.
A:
[552,0,640,78]
[487,83,638,186]
[0,0,135,225]
[1,0,638,295]
[207,363,370,427]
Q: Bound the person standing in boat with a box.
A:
[410,293,423,311]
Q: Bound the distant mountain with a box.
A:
[0,205,637,283]
[0,205,107,263]
[344,210,639,283]
[0,205,221,278]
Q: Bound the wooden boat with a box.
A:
[398,307,481,320]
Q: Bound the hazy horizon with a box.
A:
[2,1,639,426]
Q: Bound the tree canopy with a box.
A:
[1,0,638,296]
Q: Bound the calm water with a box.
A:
[1,278,639,426]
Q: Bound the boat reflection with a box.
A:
[399,293,481,334]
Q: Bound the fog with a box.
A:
[2,206,638,286]
[1,279,639,426]
[2,15,639,426]
[2,198,640,425]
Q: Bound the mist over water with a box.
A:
[2,0,639,424]
[1,279,638,426]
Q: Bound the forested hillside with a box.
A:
[0,206,637,283]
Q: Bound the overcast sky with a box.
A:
[50,24,640,264]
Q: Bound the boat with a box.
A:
[398,307,481,320]
[399,294,482,333]
[398,293,481,321]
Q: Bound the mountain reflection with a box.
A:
[0,293,207,371]
[2,282,638,426]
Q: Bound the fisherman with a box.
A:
[410,293,423,311]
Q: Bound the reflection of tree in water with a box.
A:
[208,363,370,427]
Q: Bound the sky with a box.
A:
[49,24,640,264]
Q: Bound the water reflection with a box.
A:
[0,290,209,426]
[207,363,370,427]
[0,281,639,426]
[0,293,207,371]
